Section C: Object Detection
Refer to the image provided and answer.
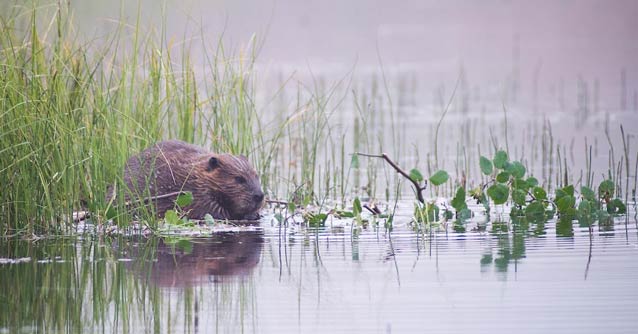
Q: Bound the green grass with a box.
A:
[0,2,275,232]
[0,1,359,233]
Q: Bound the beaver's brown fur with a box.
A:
[121,140,264,220]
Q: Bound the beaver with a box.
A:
[120,140,264,220]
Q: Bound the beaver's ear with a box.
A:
[207,156,219,171]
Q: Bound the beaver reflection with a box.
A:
[129,231,263,287]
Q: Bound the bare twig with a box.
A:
[363,203,382,215]
[266,199,289,206]
[356,152,426,203]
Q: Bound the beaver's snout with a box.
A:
[253,192,264,204]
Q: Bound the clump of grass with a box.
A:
[0,2,265,233]
[1,3,105,232]
[0,1,366,233]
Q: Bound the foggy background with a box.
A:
[71,0,638,112]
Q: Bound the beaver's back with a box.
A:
[123,140,206,196]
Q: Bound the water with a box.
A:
[2,208,637,333]
[2,1,637,332]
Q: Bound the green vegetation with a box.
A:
[0,3,209,232]
[0,3,388,233]
[407,149,630,235]
[0,3,284,233]
[0,2,635,235]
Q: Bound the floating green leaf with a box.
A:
[560,185,574,197]
[409,168,424,182]
[307,213,328,227]
[578,200,591,217]
[555,190,566,201]
[580,186,596,202]
[598,179,615,200]
[508,207,519,217]
[512,178,529,190]
[451,187,467,211]
[487,184,509,205]
[353,197,362,215]
[526,177,539,187]
[502,161,512,171]
[555,185,574,201]
[175,191,194,207]
[429,170,449,186]
[607,198,626,215]
[427,203,440,222]
[496,171,510,183]
[164,210,180,225]
[507,161,526,179]
[512,189,527,206]
[479,156,493,175]
[556,195,575,213]
[493,150,509,169]
[532,187,547,201]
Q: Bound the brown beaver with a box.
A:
[119,140,264,220]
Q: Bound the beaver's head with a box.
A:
[196,153,264,220]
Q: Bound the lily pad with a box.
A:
[429,170,449,186]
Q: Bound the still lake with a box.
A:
[1,208,637,333]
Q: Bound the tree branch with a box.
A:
[355,152,426,203]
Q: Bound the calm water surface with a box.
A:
[1,207,637,333]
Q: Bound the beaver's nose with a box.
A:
[253,192,264,203]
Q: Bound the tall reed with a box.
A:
[0,2,267,232]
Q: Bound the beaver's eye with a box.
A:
[207,157,219,171]
[235,176,246,184]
